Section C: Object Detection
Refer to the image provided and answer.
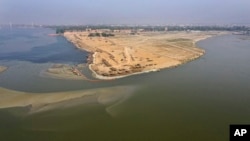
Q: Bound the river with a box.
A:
[0,27,250,141]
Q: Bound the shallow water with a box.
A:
[0,27,91,92]
[0,28,250,141]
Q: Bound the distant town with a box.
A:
[1,23,250,35]
[55,25,250,35]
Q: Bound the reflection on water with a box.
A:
[0,29,250,141]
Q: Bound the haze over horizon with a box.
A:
[0,0,250,25]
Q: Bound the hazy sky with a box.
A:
[0,0,249,25]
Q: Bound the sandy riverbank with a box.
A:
[0,86,136,116]
[64,31,226,79]
[0,66,8,73]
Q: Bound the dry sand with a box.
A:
[0,86,136,115]
[0,66,8,73]
[64,31,224,79]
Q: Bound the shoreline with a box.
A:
[64,33,165,80]
[64,31,227,80]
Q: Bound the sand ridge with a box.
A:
[64,31,224,79]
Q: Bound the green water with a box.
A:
[0,29,250,141]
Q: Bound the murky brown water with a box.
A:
[0,28,250,141]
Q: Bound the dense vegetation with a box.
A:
[88,32,115,37]
[88,33,101,37]
[166,26,249,31]
[101,32,115,37]
[55,28,66,34]
[49,25,250,34]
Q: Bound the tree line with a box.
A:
[51,25,250,34]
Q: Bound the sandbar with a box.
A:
[0,86,136,115]
[0,66,8,73]
[42,64,87,80]
[64,31,225,79]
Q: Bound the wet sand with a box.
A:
[42,64,108,82]
[64,31,225,79]
[42,64,87,80]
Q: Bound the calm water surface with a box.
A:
[0,28,250,141]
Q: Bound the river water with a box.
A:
[0,28,250,141]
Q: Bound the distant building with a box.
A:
[97,29,111,33]
[113,30,120,33]
[137,29,145,32]
[86,28,92,32]
[120,29,132,34]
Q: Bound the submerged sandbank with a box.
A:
[64,31,226,80]
[0,66,8,73]
[0,86,136,115]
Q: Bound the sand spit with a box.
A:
[0,66,8,73]
[42,64,87,80]
[42,64,108,82]
[64,31,225,80]
[0,86,137,115]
